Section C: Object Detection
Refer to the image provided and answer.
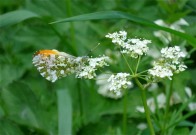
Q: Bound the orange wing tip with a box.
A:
[34,49,59,56]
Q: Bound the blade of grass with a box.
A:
[57,89,72,135]
[50,11,196,48]
[0,10,39,27]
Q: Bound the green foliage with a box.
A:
[0,10,39,27]
[0,0,196,135]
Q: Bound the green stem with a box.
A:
[135,56,141,74]
[135,78,155,135]
[123,90,128,135]
[121,51,134,74]
[162,78,174,135]
[165,78,174,115]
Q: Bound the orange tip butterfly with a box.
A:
[32,49,78,82]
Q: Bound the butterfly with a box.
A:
[32,49,80,82]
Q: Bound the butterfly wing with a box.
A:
[32,50,76,82]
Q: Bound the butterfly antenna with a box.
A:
[86,43,101,56]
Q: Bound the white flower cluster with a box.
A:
[154,19,189,44]
[32,50,109,82]
[76,56,109,79]
[96,73,124,99]
[106,31,151,58]
[105,31,127,44]
[148,46,187,80]
[107,73,133,96]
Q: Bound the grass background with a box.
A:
[0,0,196,135]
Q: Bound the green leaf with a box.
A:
[1,82,49,134]
[0,10,39,27]
[57,89,72,135]
[190,124,196,135]
[50,11,196,48]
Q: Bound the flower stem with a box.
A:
[120,51,134,75]
[123,90,128,135]
[135,56,141,74]
[162,78,174,134]
[135,78,155,135]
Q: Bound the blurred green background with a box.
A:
[0,0,196,135]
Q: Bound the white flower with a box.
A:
[148,64,173,80]
[107,73,133,96]
[105,31,127,45]
[161,46,186,64]
[176,64,187,73]
[76,56,109,79]
[121,38,151,58]
[106,31,151,58]
[96,73,124,99]
[148,46,187,80]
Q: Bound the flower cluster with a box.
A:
[76,56,109,79]
[148,46,187,80]
[32,31,188,102]
[107,73,133,96]
[106,31,151,58]
[105,31,127,45]
[32,50,109,82]
[96,73,124,99]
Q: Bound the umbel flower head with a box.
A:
[32,50,109,82]
[106,31,151,58]
[75,56,109,79]
[96,72,133,99]
[148,46,187,80]
[107,73,133,96]
[96,73,124,99]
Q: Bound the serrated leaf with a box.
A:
[0,10,39,27]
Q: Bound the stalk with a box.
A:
[135,78,155,135]
[123,90,128,135]
[162,78,174,134]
